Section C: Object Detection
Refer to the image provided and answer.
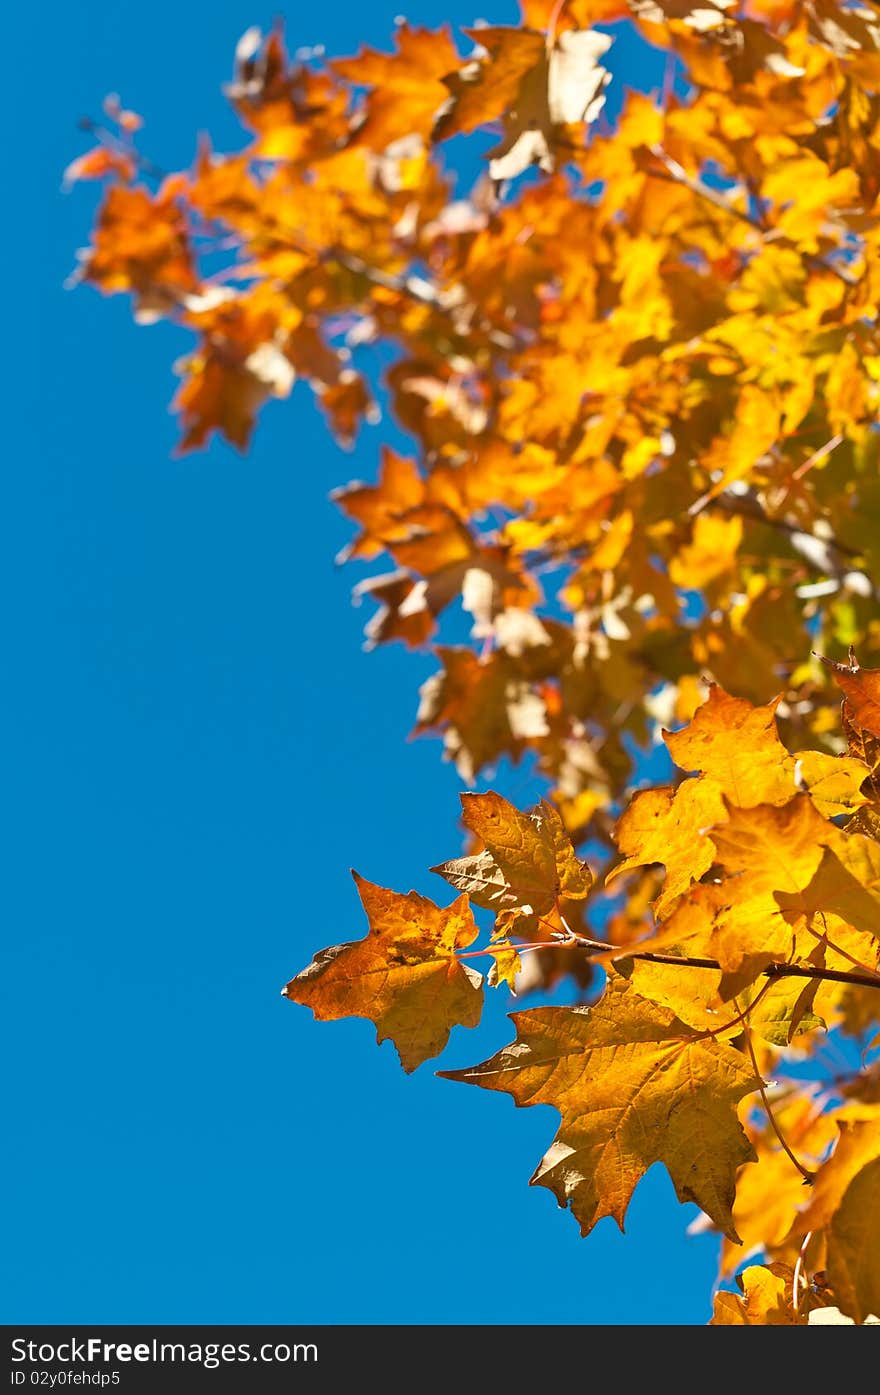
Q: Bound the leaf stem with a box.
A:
[456,939,562,960]
[545,0,571,49]
[791,434,844,482]
[801,920,880,979]
[694,978,774,1041]
[793,1230,814,1315]
[742,1014,816,1185]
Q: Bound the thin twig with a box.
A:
[647,146,758,231]
[801,919,880,980]
[325,246,518,352]
[791,434,844,482]
[457,940,560,960]
[455,939,880,992]
[743,1014,816,1185]
[646,146,859,288]
[76,115,166,180]
[695,978,774,1041]
[710,490,879,600]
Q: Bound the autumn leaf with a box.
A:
[332,24,461,150]
[667,796,871,984]
[800,1115,880,1324]
[613,954,725,1032]
[500,28,612,175]
[63,146,136,188]
[606,788,880,990]
[78,183,198,319]
[818,648,880,741]
[711,1264,805,1325]
[669,511,742,588]
[414,647,551,784]
[608,778,727,917]
[332,449,426,563]
[719,1090,839,1279]
[609,685,866,915]
[431,789,592,915]
[352,570,435,650]
[663,685,794,806]
[488,943,523,991]
[441,972,758,1238]
[436,25,611,180]
[825,1157,880,1325]
[433,28,546,142]
[74,0,880,1323]
[793,749,869,820]
[171,289,298,452]
[282,873,483,1073]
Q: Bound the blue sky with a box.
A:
[5,0,727,1324]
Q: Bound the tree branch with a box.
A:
[710,486,880,601]
[616,950,880,993]
[743,1014,816,1184]
[646,146,859,289]
[324,246,519,352]
[458,940,880,991]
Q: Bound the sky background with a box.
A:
[5,0,729,1324]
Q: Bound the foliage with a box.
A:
[70,0,880,1323]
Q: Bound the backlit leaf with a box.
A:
[431,789,592,914]
[283,873,482,1072]
[441,972,758,1240]
[711,1264,804,1325]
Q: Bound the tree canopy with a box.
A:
[70,0,880,1324]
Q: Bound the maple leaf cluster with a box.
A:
[286,667,880,1324]
[71,0,880,1323]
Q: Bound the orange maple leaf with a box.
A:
[283,873,482,1073]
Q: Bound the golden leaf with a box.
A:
[283,873,482,1073]
[441,973,759,1239]
[711,1264,804,1325]
[332,25,461,150]
[431,789,592,915]
[664,685,793,806]
[801,1116,880,1324]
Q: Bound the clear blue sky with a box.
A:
[5,0,726,1324]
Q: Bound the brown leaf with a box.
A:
[80,184,198,319]
[433,28,546,142]
[817,649,880,741]
[63,146,136,188]
[431,789,592,915]
[415,647,550,783]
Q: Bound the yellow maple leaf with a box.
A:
[800,1116,880,1324]
[669,512,743,588]
[441,972,759,1239]
[711,1264,805,1325]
